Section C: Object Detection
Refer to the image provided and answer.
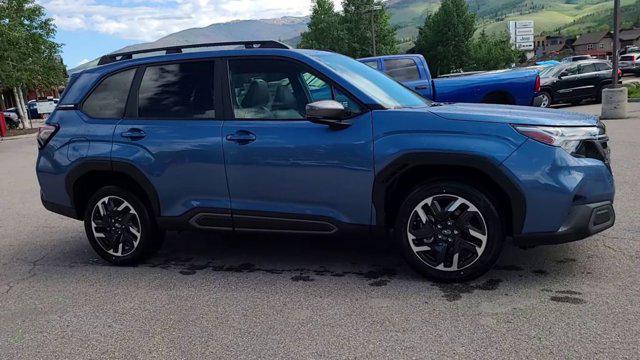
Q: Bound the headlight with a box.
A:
[513,125,607,154]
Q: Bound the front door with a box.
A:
[221,58,374,232]
[112,60,230,221]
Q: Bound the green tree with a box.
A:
[0,0,66,127]
[341,0,397,58]
[468,30,520,71]
[299,0,344,53]
[414,0,475,76]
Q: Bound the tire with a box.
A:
[394,181,505,282]
[539,91,552,108]
[84,186,162,265]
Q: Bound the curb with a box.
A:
[0,132,38,141]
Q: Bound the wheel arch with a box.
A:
[373,153,526,236]
[481,91,515,105]
[65,160,161,219]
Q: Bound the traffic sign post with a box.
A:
[509,20,535,57]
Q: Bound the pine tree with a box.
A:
[299,0,344,53]
[341,0,397,58]
[414,0,475,76]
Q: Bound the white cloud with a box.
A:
[40,0,342,42]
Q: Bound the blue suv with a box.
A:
[36,41,615,281]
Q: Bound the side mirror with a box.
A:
[306,100,351,129]
[559,71,569,78]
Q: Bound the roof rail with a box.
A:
[97,40,292,66]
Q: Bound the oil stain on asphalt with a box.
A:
[146,257,398,287]
[435,279,504,302]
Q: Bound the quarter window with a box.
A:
[138,61,215,119]
[83,69,135,119]
[383,58,420,82]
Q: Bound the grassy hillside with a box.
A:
[387,0,629,41]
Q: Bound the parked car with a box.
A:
[619,53,640,75]
[37,41,615,282]
[358,54,541,106]
[538,60,620,108]
[27,100,40,119]
[562,55,593,63]
[2,108,22,129]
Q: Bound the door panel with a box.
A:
[111,60,230,218]
[222,117,373,225]
[221,58,374,227]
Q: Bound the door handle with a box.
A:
[415,85,429,90]
[121,128,146,140]
[226,130,256,144]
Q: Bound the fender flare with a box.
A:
[65,159,161,217]
[372,152,527,235]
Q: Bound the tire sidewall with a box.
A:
[540,91,552,108]
[395,181,504,282]
[84,186,157,265]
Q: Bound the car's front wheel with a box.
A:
[84,186,162,265]
[395,181,505,282]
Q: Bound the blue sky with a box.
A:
[41,0,342,68]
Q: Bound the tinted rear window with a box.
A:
[621,55,636,61]
[138,61,215,119]
[384,58,420,81]
[82,69,135,119]
[596,63,612,71]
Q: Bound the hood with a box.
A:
[426,103,599,126]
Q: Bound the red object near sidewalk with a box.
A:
[0,113,7,138]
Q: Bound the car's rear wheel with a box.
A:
[84,186,162,265]
[539,91,552,108]
[395,181,504,282]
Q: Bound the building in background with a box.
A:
[534,35,575,59]
[573,30,612,58]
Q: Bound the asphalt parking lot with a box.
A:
[1,104,639,359]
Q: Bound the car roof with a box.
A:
[77,48,331,76]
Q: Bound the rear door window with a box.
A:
[83,69,135,119]
[595,63,612,72]
[383,58,420,82]
[138,61,215,119]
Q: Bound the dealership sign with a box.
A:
[509,20,535,52]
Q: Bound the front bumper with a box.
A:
[513,201,615,246]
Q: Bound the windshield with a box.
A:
[540,64,567,78]
[310,53,430,109]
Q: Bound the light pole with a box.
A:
[612,0,620,87]
[601,0,627,119]
[363,5,383,56]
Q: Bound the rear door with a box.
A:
[111,60,230,223]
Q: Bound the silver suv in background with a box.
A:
[619,53,640,76]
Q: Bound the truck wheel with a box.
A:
[394,181,504,282]
[84,186,162,265]
[539,91,552,108]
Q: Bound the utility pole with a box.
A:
[613,0,621,88]
[601,0,627,119]
[363,5,383,57]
